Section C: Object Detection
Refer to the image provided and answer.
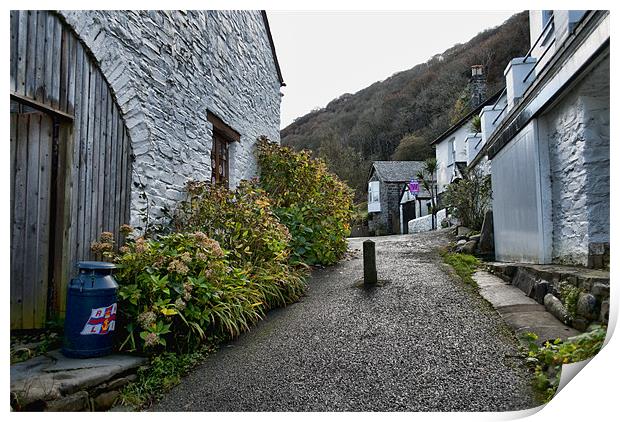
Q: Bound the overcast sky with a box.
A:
[268,10,520,129]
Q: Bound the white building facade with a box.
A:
[479,10,609,267]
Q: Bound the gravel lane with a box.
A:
[153,230,537,411]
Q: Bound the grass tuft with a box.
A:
[442,252,480,287]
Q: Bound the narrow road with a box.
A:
[153,230,536,411]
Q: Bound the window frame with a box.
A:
[207,111,240,188]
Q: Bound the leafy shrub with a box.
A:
[257,137,354,265]
[113,231,267,353]
[110,194,306,354]
[522,326,607,403]
[173,179,307,306]
[351,201,369,226]
[443,168,492,230]
[119,344,216,409]
[559,282,584,320]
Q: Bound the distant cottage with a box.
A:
[10,10,284,328]
[367,161,432,235]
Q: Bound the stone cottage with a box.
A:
[10,10,284,328]
[367,161,428,235]
[472,10,609,267]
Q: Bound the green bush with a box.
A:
[257,137,354,265]
[113,231,266,353]
[109,181,307,353]
[173,179,307,307]
[522,326,607,403]
[351,201,369,226]
[443,168,491,231]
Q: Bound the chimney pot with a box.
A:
[470,65,486,108]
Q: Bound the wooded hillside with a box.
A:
[281,12,530,200]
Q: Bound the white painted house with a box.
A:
[472,10,609,268]
[431,69,504,197]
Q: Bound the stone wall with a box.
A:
[408,209,447,234]
[543,57,609,267]
[368,181,403,235]
[58,10,282,227]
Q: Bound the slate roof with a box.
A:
[370,161,426,183]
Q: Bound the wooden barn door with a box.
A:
[10,105,56,329]
[10,10,133,328]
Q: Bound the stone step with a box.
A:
[11,350,147,411]
[473,271,581,345]
[483,261,609,330]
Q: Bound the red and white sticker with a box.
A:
[80,303,117,335]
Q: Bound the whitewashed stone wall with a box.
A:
[408,209,447,234]
[58,10,282,226]
[543,57,609,266]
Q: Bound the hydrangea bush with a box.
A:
[256,137,354,265]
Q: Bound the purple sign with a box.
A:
[409,180,420,195]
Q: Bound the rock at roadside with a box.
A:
[461,240,478,255]
[544,293,571,325]
[479,210,494,256]
[576,293,598,321]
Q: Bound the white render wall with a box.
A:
[435,123,471,194]
[408,209,446,234]
[542,57,609,266]
[58,10,282,226]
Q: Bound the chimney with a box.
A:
[470,65,486,108]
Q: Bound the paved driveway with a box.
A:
[153,230,536,411]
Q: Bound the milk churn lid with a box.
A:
[77,261,117,270]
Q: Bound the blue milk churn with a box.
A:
[62,261,119,358]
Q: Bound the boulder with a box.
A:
[571,317,590,332]
[461,240,478,255]
[600,300,610,322]
[93,390,120,411]
[533,280,550,304]
[513,268,536,297]
[478,210,494,255]
[576,293,599,321]
[544,293,571,325]
[45,391,89,412]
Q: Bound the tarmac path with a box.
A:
[153,230,537,411]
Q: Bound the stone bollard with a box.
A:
[363,240,377,286]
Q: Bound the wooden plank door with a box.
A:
[10,108,55,329]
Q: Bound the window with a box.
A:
[448,137,456,165]
[207,111,240,188]
[368,181,381,212]
[541,10,554,46]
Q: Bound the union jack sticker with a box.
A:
[80,303,117,335]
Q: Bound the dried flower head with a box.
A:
[100,232,114,243]
[180,252,192,263]
[153,255,167,269]
[137,311,156,330]
[167,260,189,275]
[144,332,159,348]
[174,298,186,311]
[120,224,134,236]
[119,245,130,254]
[135,237,148,253]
